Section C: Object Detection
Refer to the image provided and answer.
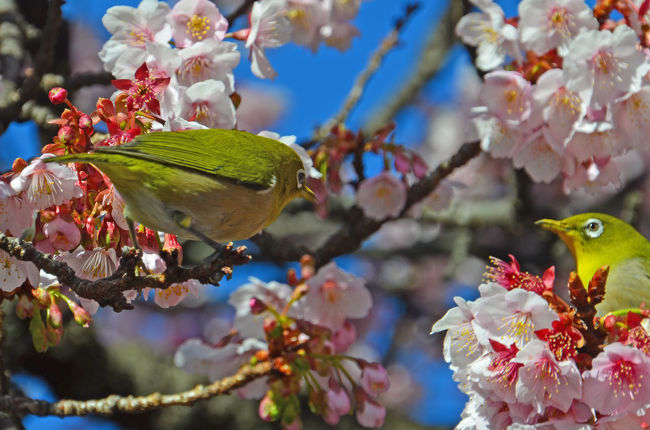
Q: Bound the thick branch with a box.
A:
[0,360,273,417]
[0,234,250,312]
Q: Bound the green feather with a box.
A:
[55,129,298,191]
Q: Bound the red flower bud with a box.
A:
[16,295,35,319]
[48,87,68,105]
[78,114,92,129]
[250,297,268,314]
[33,288,51,308]
[57,125,74,144]
[47,303,63,328]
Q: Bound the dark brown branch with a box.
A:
[0,235,250,312]
[0,360,273,417]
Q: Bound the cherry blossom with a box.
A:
[518,0,597,56]
[10,154,83,210]
[169,0,229,48]
[245,0,291,79]
[513,340,582,413]
[292,262,372,331]
[563,25,646,110]
[582,343,650,415]
[479,71,533,127]
[98,0,171,73]
[356,171,407,221]
[455,0,519,71]
[0,181,33,237]
[0,250,39,293]
[178,79,236,128]
[175,39,240,90]
[42,217,81,252]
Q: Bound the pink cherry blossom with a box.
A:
[176,39,240,90]
[10,154,83,210]
[582,343,650,415]
[563,25,646,109]
[356,171,407,221]
[153,279,201,308]
[245,0,291,79]
[611,87,650,149]
[455,0,519,71]
[0,250,39,293]
[292,262,372,331]
[470,340,521,403]
[43,217,81,251]
[98,0,171,73]
[332,320,357,352]
[512,130,563,183]
[228,277,293,339]
[480,71,533,127]
[518,0,597,56]
[513,340,582,413]
[286,0,329,51]
[431,296,484,369]
[170,0,229,48]
[179,79,236,128]
[360,362,390,397]
[473,287,558,349]
[0,181,33,237]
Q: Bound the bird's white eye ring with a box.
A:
[297,169,306,189]
[583,218,604,238]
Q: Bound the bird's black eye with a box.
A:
[297,169,306,188]
[583,218,604,238]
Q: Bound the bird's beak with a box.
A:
[301,185,317,203]
[535,218,569,235]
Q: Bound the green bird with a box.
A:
[45,129,316,245]
[536,212,650,316]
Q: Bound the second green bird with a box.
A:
[536,212,650,316]
[46,129,316,244]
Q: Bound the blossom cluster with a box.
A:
[174,259,390,429]
[99,0,364,131]
[432,254,650,428]
[459,0,650,193]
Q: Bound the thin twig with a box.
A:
[363,0,465,135]
[313,3,420,141]
[0,360,273,417]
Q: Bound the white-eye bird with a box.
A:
[536,212,650,316]
[46,129,316,245]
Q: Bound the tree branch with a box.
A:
[313,3,420,141]
[0,360,273,417]
[0,235,250,312]
[363,0,465,134]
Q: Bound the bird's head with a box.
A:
[535,212,644,274]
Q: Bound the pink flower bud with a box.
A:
[394,150,411,174]
[333,321,357,352]
[57,126,74,144]
[16,295,35,319]
[69,301,92,327]
[47,303,63,328]
[33,288,51,308]
[48,87,68,104]
[355,397,386,428]
[258,393,278,421]
[45,324,63,346]
[360,362,390,397]
[78,114,92,129]
[249,297,268,314]
[323,379,351,425]
[412,154,428,178]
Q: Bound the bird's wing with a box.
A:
[95,129,292,191]
[598,256,650,315]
